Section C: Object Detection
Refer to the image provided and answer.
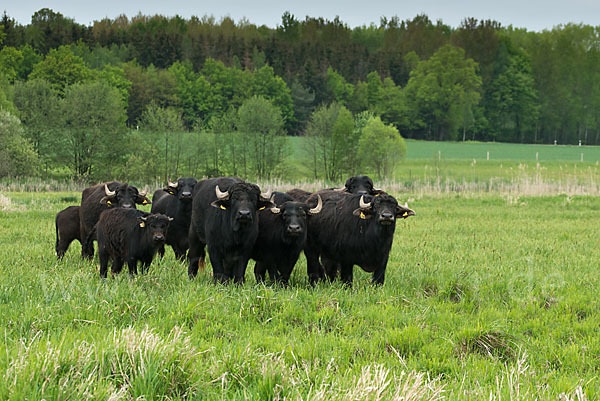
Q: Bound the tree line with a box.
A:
[0,9,598,179]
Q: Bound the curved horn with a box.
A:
[404,202,409,208]
[139,185,148,197]
[215,185,229,200]
[104,184,115,197]
[334,187,346,192]
[359,195,372,209]
[269,194,280,214]
[168,179,178,188]
[309,195,322,214]
[260,190,272,201]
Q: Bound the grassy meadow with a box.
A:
[1,140,600,399]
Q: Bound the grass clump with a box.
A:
[457,328,518,361]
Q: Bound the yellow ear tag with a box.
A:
[139,222,145,228]
[360,211,366,219]
[259,206,266,211]
[142,199,148,205]
[403,212,408,217]
[107,200,112,205]
[220,205,227,210]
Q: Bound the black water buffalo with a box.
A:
[97,208,172,278]
[80,182,151,259]
[151,177,198,260]
[341,175,380,195]
[286,188,313,202]
[55,206,81,259]
[187,177,273,283]
[304,192,414,285]
[286,175,382,203]
[252,192,322,285]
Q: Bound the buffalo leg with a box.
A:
[254,262,268,283]
[81,230,94,260]
[173,246,186,262]
[99,249,109,278]
[55,223,75,259]
[304,248,324,285]
[174,237,188,261]
[141,260,152,274]
[371,254,389,285]
[158,244,165,259]
[372,265,387,285]
[277,264,293,287]
[112,258,124,275]
[340,264,353,287]
[56,238,73,259]
[187,227,206,279]
[321,258,339,281]
[127,259,138,276]
[207,245,229,284]
[232,257,249,284]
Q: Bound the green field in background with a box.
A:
[405,139,600,161]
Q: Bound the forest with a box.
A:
[1,9,599,180]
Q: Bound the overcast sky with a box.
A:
[3,0,599,32]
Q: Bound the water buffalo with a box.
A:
[151,177,198,260]
[340,175,381,195]
[252,192,322,285]
[286,175,382,202]
[187,177,273,283]
[304,192,414,285]
[97,208,172,278]
[55,205,81,259]
[80,182,150,259]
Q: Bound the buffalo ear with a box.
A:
[210,199,229,210]
[136,195,151,205]
[163,187,177,195]
[395,204,415,219]
[100,196,115,206]
[258,199,275,211]
[352,208,373,219]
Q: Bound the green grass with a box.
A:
[404,139,600,162]
[283,137,600,187]
[1,190,599,399]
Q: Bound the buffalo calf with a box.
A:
[80,182,151,260]
[97,208,172,278]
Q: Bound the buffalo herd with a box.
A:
[54,175,414,285]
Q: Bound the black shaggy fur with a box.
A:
[79,182,151,259]
[96,208,171,278]
[286,188,313,202]
[304,192,414,285]
[55,205,81,259]
[253,192,316,285]
[187,177,273,283]
[151,177,197,260]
